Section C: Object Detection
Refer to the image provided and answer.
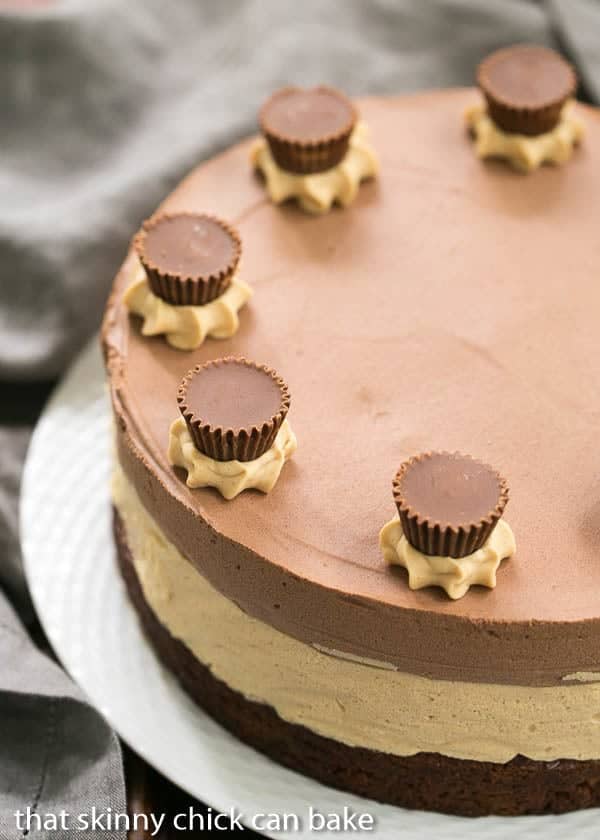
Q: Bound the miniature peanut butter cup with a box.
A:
[392,452,509,558]
[177,357,290,462]
[477,44,577,136]
[135,213,241,306]
[259,85,357,174]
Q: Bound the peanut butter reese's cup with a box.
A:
[135,212,241,306]
[177,357,291,463]
[393,451,509,559]
[259,85,357,174]
[477,44,577,137]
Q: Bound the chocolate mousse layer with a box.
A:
[104,91,600,687]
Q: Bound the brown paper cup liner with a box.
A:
[484,97,569,137]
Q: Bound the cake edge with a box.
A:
[114,508,600,818]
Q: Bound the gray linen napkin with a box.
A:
[1,1,599,836]
[0,593,123,840]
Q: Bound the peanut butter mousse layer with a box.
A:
[103,90,600,688]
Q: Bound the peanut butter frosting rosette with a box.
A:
[477,44,577,136]
[134,212,241,306]
[392,451,510,558]
[177,357,291,463]
[260,85,357,174]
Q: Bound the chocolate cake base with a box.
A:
[114,509,600,818]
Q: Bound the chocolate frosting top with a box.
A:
[182,358,285,429]
[104,91,600,687]
[260,86,356,144]
[478,44,576,110]
[395,452,504,527]
[140,213,239,280]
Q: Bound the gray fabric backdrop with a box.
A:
[1,1,598,837]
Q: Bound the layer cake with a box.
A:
[102,77,600,816]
